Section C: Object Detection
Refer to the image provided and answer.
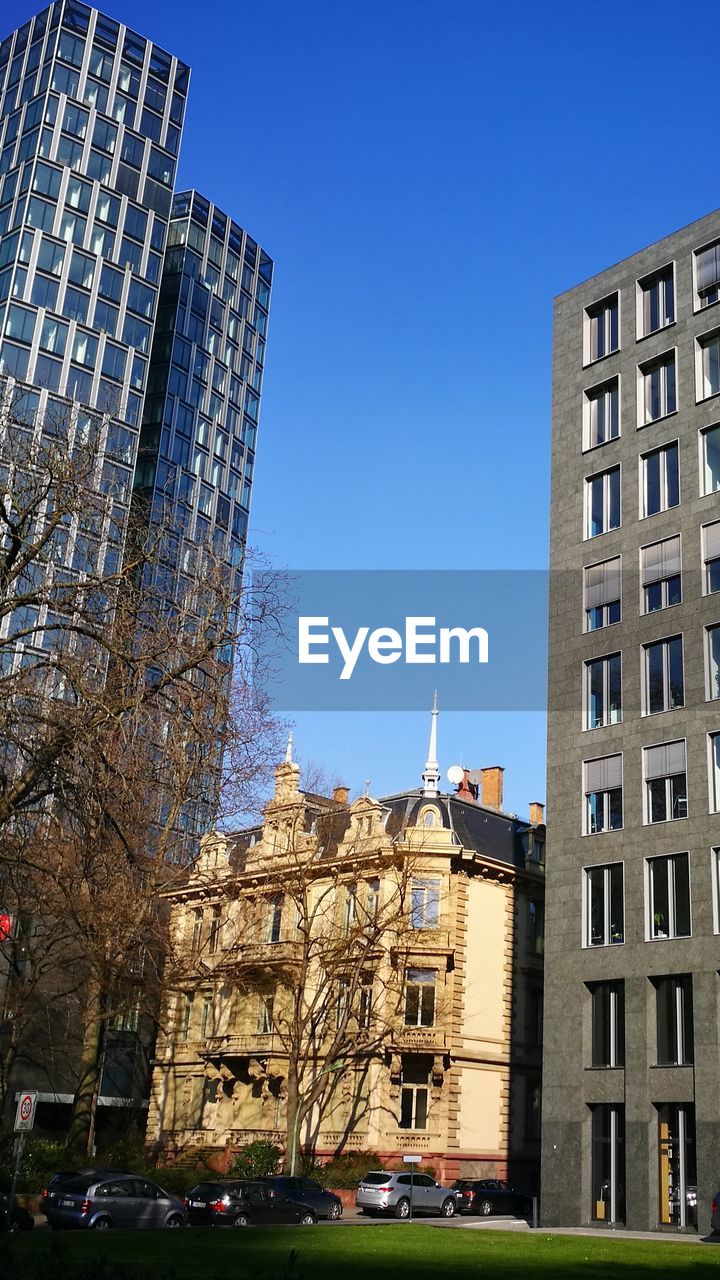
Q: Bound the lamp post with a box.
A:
[289,1058,346,1176]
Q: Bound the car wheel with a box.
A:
[92,1217,111,1230]
[441,1198,456,1218]
[300,1212,316,1226]
[232,1214,250,1228]
[166,1214,184,1228]
[394,1198,410,1220]
[478,1199,493,1217]
[328,1202,342,1220]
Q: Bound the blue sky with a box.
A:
[4,0,717,816]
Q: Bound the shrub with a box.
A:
[0,1132,70,1193]
[229,1139,282,1180]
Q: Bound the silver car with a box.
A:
[45,1172,187,1230]
[356,1171,456,1219]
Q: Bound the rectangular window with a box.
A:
[266,894,283,944]
[180,991,194,1041]
[584,557,621,631]
[584,379,619,449]
[646,853,691,939]
[398,1056,431,1130]
[654,975,693,1065]
[404,968,436,1027]
[644,741,687,823]
[528,898,544,955]
[342,884,357,933]
[701,424,720,495]
[589,980,625,1068]
[410,878,440,929]
[585,294,619,363]
[703,521,720,595]
[257,994,273,1034]
[199,996,212,1040]
[585,653,621,729]
[591,1105,625,1224]
[643,635,684,715]
[585,466,620,538]
[710,733,720,811]
[641,442,679,517]
[641,536,681,614]
[584,755,623,834]
[639,352,676,424]
[696,240,720,308]
[657,1104,697,1230]
[639,265,675,337]
[697,331,720,400]
[584,863,624,946]
[359,972,373,1029]
[706,625,720,700]
[208,906,221,955]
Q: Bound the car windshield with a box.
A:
[361,1173,391,1185]
[189,1183,231,1197]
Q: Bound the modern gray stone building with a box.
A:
[543,210,720,1233]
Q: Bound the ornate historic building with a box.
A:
[147,717,545,1185]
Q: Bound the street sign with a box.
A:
[14,1090,37,1132]
[0,912,12,942]
[403,1155,422,1164]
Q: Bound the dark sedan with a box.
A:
[261,1176,343,1220]
[0,1193,34,1232]
[452,1178,531,1217]
[45,1172,186,1230]
[186,1180,319,1227]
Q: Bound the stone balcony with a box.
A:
[391,1027,448,1052]
[203,1032,280,1058]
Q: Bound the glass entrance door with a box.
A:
[657,1103,697,1229]
[590,1104,625,1223]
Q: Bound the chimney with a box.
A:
[456,768,477,802]
[333,785,349,806]
[529,801,545,825]
[480,766,504,810]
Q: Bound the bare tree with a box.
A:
[154,758,433,1172]
[0,380,284,1147]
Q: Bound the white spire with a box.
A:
[285,732,294,764]
[422,691,440,797]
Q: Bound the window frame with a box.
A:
[695,328,720,403]
[705,623,720,701]
[584,292,619,366]
[643,739,688,825]
[640,535,682,615]
[694,238,720,312]
[583,555,622,632]
[637,263,675,340]
[584,465,621,540]
[639,440,680,519]
[588,979,625,1068]
[699,423,720,497]
[703,521,720,595]
[637,350,677,427]
[583,377,620,451]
[645,852,691,940]
[642,634,684,716]
[582,861,625,948]
[584,651,622,730]
[583,754,623,835]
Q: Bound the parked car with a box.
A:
[356,1171,456,1218]
[44,1172,187,1230]
[186,1180,319,1227]
[452,1178,532,1217]
[711,1190,720,1233]
[0,1193,34,1232]
[41,1169,131,1217]
[260,1177,342,1220]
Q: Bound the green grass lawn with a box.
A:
[9,1224,720,1280]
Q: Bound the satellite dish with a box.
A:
[447,765,464,786]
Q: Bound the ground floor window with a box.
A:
[590,1103,625,1223]
[657,1103,697,1229]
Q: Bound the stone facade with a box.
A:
[147,753,545,1185]
[544,209,720,1231]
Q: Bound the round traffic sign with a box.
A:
[19,1094,33,1121]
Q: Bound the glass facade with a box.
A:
[133,188,272,599]
[0,5,272,852]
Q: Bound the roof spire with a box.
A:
[285,732,293,764]
[422,691,440,797]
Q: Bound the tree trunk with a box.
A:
[67,977,105,1156]
[283,1063,300,1174]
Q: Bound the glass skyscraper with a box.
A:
[0,1,272,763]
